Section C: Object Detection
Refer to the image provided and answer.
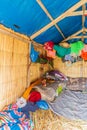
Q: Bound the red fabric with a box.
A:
[28,91,41,102]
[44,41,54,51]
[81,50,87,60]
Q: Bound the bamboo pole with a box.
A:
[36,0,65,39]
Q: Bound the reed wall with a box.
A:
[28,45,50,84]
[0,25,50,110]
[53,57,86,78]
[0,25,29,109]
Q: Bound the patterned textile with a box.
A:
[0,103,34,130]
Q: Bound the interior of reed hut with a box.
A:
[1,0,87,130]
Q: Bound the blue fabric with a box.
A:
[21,102,39,118]
[36,100,49,110]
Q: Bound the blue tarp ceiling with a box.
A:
[0,0,87,44]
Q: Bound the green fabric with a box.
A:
[56,86,63,95]
[53,45,71,57]
[70,41,84,55]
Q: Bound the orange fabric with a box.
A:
[22,78,43,100]
[46,50,56,59]
[81,50,87,60]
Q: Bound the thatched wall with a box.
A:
[53,57,86,78]
[0,25,29,109]
[28,45,50,84]
[0,25,50,110]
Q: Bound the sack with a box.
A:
[30,44,39,62]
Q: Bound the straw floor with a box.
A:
[32,109,87,130]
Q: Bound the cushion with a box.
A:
[45,70,68,81]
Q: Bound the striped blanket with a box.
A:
[0,103,34,130]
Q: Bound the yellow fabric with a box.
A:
[22,78,42,100]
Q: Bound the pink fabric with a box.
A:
[46,50,56,59]
[82,44,87,52]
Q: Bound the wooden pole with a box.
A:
[30,0,87,39]
[62,29,83,42]
[36,0,65,39]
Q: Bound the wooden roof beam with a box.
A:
[68,10,87,16]
[68,36,87,39]
[81,3,86,41]
[62,29,83,42]
[36,0,65,39]
[30,0,87,40]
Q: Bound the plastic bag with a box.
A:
[30,44,39,62]
[36,100,49,110]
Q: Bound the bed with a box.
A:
[29,70,87,130]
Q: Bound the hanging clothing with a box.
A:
[46,49,56,59]
[82,44,87,52]
[81,50,87,60]
[70,41,84,55]
[44,41,54,51]
[53,45,71,57]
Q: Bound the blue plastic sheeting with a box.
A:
[0,0,50,36]
[42,0,79,19]
[86,3,87,9]
[84,38,87,44]
[34,26,63,44]
[68,38,81,44]
[58,16,82,38]
[0,0,84,44]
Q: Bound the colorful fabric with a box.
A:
[46,50,56,59]
[21,102,39,118]
[0,104,34,130]
[28,91,41,102]
[70,41,84,55]
[44,41,54,51]
[81,50,87,60]
[82,44,87,52]
[53,45,71,57]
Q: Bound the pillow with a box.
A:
[45,70,68,81]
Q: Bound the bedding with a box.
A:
[49,89,87,120]
[32,76,87,121]
[0,103,34,130]
[33,81,59,101]
[66,77,87,91]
